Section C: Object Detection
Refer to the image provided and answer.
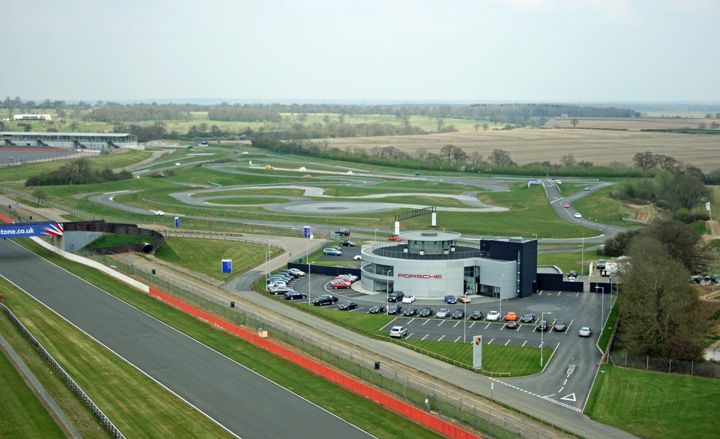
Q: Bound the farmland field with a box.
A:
[321,128,720,171]
[545,116,718,130]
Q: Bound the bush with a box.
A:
[25,158,132,186]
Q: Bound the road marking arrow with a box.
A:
[561,393,576,402]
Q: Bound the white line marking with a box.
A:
[469,322,476,329]
[438,335,445,341]
[575,292,580,297]
[504,339,510,346]
[538,342,543,348]
[488,338,494,345]
[521,340,527,347]
[557,291,562,296]
[490,378,581,413]
[421,319,430,326]
[561,393,577,402]
[454,336,461,343]
[407,318,416,325]
[438,320,446,327]
[407,333,415,339]
[538,291,542,296]
[421,334,429,341]
[484,322,491,329]
[452,321,460,328]
[558,386,564,392]
[566,320,574,333]
[563,378,568,385]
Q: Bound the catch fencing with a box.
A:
[102,256,570,439]
[608,350,720,379]
[0,303,126,438]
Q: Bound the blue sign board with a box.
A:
[0,223,64,238]
[303,225,312,238]
[174,216,181,228]
[221,259,232,274]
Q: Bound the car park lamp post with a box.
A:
[463,299,467,343]
[541,311,552,368]
[386,269,391,316]
[596,285,605,333]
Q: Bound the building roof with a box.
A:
[400,230,461,242]
[0,131,133,138]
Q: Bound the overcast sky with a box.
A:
[2,0,719,102]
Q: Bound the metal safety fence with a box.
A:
[100,256,571,439]
[608,350,720,378]
[0,303,126,438]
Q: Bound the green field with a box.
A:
[538,250,602,274]
[0,347,64,439]
[207,196,291,205]
[84,233,152,250]
[585,364,720,438]
[571,186,633,226]
[155,237,282,280]
[0,276,232,438]
[15,239,443,438]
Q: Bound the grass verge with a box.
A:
[597,302,619,353]
[84,233,152,250]
[0,344,64,439]
[14,239,444,439]
[585,364,720,438]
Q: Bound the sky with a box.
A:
[1,0,719,102]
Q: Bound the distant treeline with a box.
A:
[251,136,651,178]
[25,158,132,186]
[2,98,639,126]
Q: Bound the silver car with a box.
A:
[436,308,450,318]
[578,327,592,337]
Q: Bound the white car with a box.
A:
[353,255,362,261]
[401,295,416,304]
[288,268,305,277]
[578,327,593,337]
[573,212,582,219]
[435,308,450,318]
[486,310,501,321]
[338,274,359,282]
[151,210,166,216]
[389,325,407,338]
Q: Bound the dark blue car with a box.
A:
[444,295,457,304]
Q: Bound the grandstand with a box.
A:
[0,131,140,150]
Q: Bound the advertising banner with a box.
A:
[174,216,181,228]
[221,259,232,274]
[472,335,483,369]
[303,225,312,239]
[0,223,64,238]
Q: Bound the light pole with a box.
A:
[498,273,504,319]
[306,237,311,306]
[596,285,605,333]
[463,299,467,343]
[386,269,391,315]
[541,311,552,368]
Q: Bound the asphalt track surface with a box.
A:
[0,240,374,439]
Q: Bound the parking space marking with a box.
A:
[576,292,580,297]
[557,291,562,296]
[504,339,510,346]
[422,319,430,326]
[484,323,491,329]
[454,336,461,343]
[438,335,446,341]
[537,291,542,296]
[421,334,429,341]
[538,342,543,348]
[408,318,416,325]
[452,321,460,328]
[521,340,527,347]
[438,320,447,326]
[488,338,494,345]
[566,320,574,333]
[408,333,415,339]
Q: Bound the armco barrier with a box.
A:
[148,287,480,439]
[0,212,14,224]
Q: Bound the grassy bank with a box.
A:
[84,233,152,250]
[585,364,720,438]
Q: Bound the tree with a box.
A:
[482,123,489,131]
[645,219,711,271]
[618,236,706,360]
[560,154,576,167]
[570,118,579,128]
[487,149,516,166]
[667,172,709,211]
[601,230,640,256]
[698,122,707,129]
[439,144,467,163]
[633,151,657,170]
[32,189,48,206]
[473,122,481,132]
[436,117,445,133]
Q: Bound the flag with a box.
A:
[707,201,712,211]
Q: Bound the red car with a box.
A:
[388,236,404,242]
[562,202,570,208]
[331,280,352,289]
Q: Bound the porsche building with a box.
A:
[360,231,537,299]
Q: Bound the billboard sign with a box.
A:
[174,216,181,228]
[303,225,312,239]
[221,259,232,274]
[0,223,64,238]
[472,335,483,369]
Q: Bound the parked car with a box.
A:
[387,304,402,315]
[331,280,352,289]
[419,307,434,317]
[336,228,351,236]
[520,313,536,323]
[458,295,472,303]
[267,281,287,288]
[562,202,570,208]
[486,310,501,321]
[470,310,484,320]
[553,320,567,332]
[596,259,606,270]
[578,326,593,337]
[403,307,418,316]
[313,294,338,306]
[451,309,465,319]
[337,274,359,282]
[323,248,343,256]
[505,320,518,329]
[401,295,416,304]
[436,308,450,318]
[574,212,582,219]
[287,268,305,277]
[535,320,549,332]
[387,291,405,302]
[268,286,294,295]
[353,255,362,261]
[284,291,307,301]
[388,235,404,242]
[389,325,407,338]
[338,301,358,311]
[584,187,591,191]
[368,305,385,314]
[341,241,355,247]
[568,270,578,278]
[504,312,518,321]
[444,295,457,304]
